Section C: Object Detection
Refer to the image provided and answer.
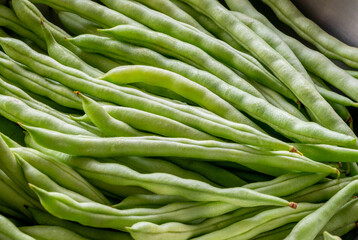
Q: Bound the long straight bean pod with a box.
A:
[19,226,90,240]
[68,35,357,146]
[22,124,340,175]
[29,208,132,240]
[100,25,265,99]
[225,0,358,103]
[177,0,354,139]
[284,179,358,240]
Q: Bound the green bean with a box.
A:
[286,176,358,203]
[316,86,358,108]
[102,65,260,127]
[226,0,358,103]
[193,203,320,240]
[0,214,35,240]
[29,208,132,240]
[87,180,151,198]
[41,21,102,78]
[135,0,212,36]
[22,124,339,175]
[180,0,355,139]
[252,223,295,240]
[29,185,242,230]
[0,95,95,136]
[16,154,94,203]
[77,92,146,137]
[0,55,82,109]
[97,0,300,102]
[115,194,188,209]
[12,146,110,205]
[19,226,90,240]
[0,132,21,148]
[100,25,265,100]
[0,170,37,218]
[1,37,275,141]
[346,70,358,79]
[58,11,102,36]
[127,206,266,240]
[322,231,342,240]
[12,0,121,72]
[292,143,358,163]
[73,105,216,140]
[170,0,246,52]
[0,78,103,136]
[284,179,358,240]
[249,80,307,121]
[230,11,311,83]
[262,0,358,68]
[0,5,46,50]
[113,157,218,186]
[168,158,247,187]
[68,34,357,146]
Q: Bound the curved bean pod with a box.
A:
[77,92,146,137]
[0,5,46,50]
[41,21,102,78]
[69,34,356,146]
[19,226,89,240]
[0,214,35,240]
[29,208,132,240]
[115,194,188,209]
[102,65,260,127]
[58,11,102,36]
[22,124,339,175]
[100,25,265,99]
[262,0,358,68]
[12,146,110,205]
[284,179,358,240]
[179,0,354,139]
[97,0,297,101]
[12,0,121,72]
[192,203,320,240]
[225,0,358,103]
[0,132,21,148]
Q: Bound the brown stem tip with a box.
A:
[289,202,297,209]
[74,91,81,97]
[290,147,303,156]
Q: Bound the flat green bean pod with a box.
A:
[19,225,90,240]
[0,214,35,240]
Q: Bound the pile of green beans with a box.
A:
[0,0,358,239]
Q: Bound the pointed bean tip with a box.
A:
[335,169,341,179]
[289,202,297,209]
[74,91,81,97]
[290,146,302,156]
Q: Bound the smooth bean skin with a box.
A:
[192,203,320,240]
[19,226,90,240]
[284,179,358,240]
[12,0,121,72]
[69,35,357,146]
[101,65,266,136]
[0,214,35,240]
[58,11,102,36]
[12,146,110,205]
[98,0,298,102]
[22,124,339,175]
[179,0,355,140]
[0,5,46,50]
[29,208,132,240]
[262,0,358,68]
[41,21,103,78]
[115,194,188,209]
[225,0,358,103]
[77,92,146,137]
[100,25,265,100]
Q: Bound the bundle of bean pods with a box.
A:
[1,0,358,239]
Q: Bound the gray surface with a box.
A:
[292,0,358,47]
